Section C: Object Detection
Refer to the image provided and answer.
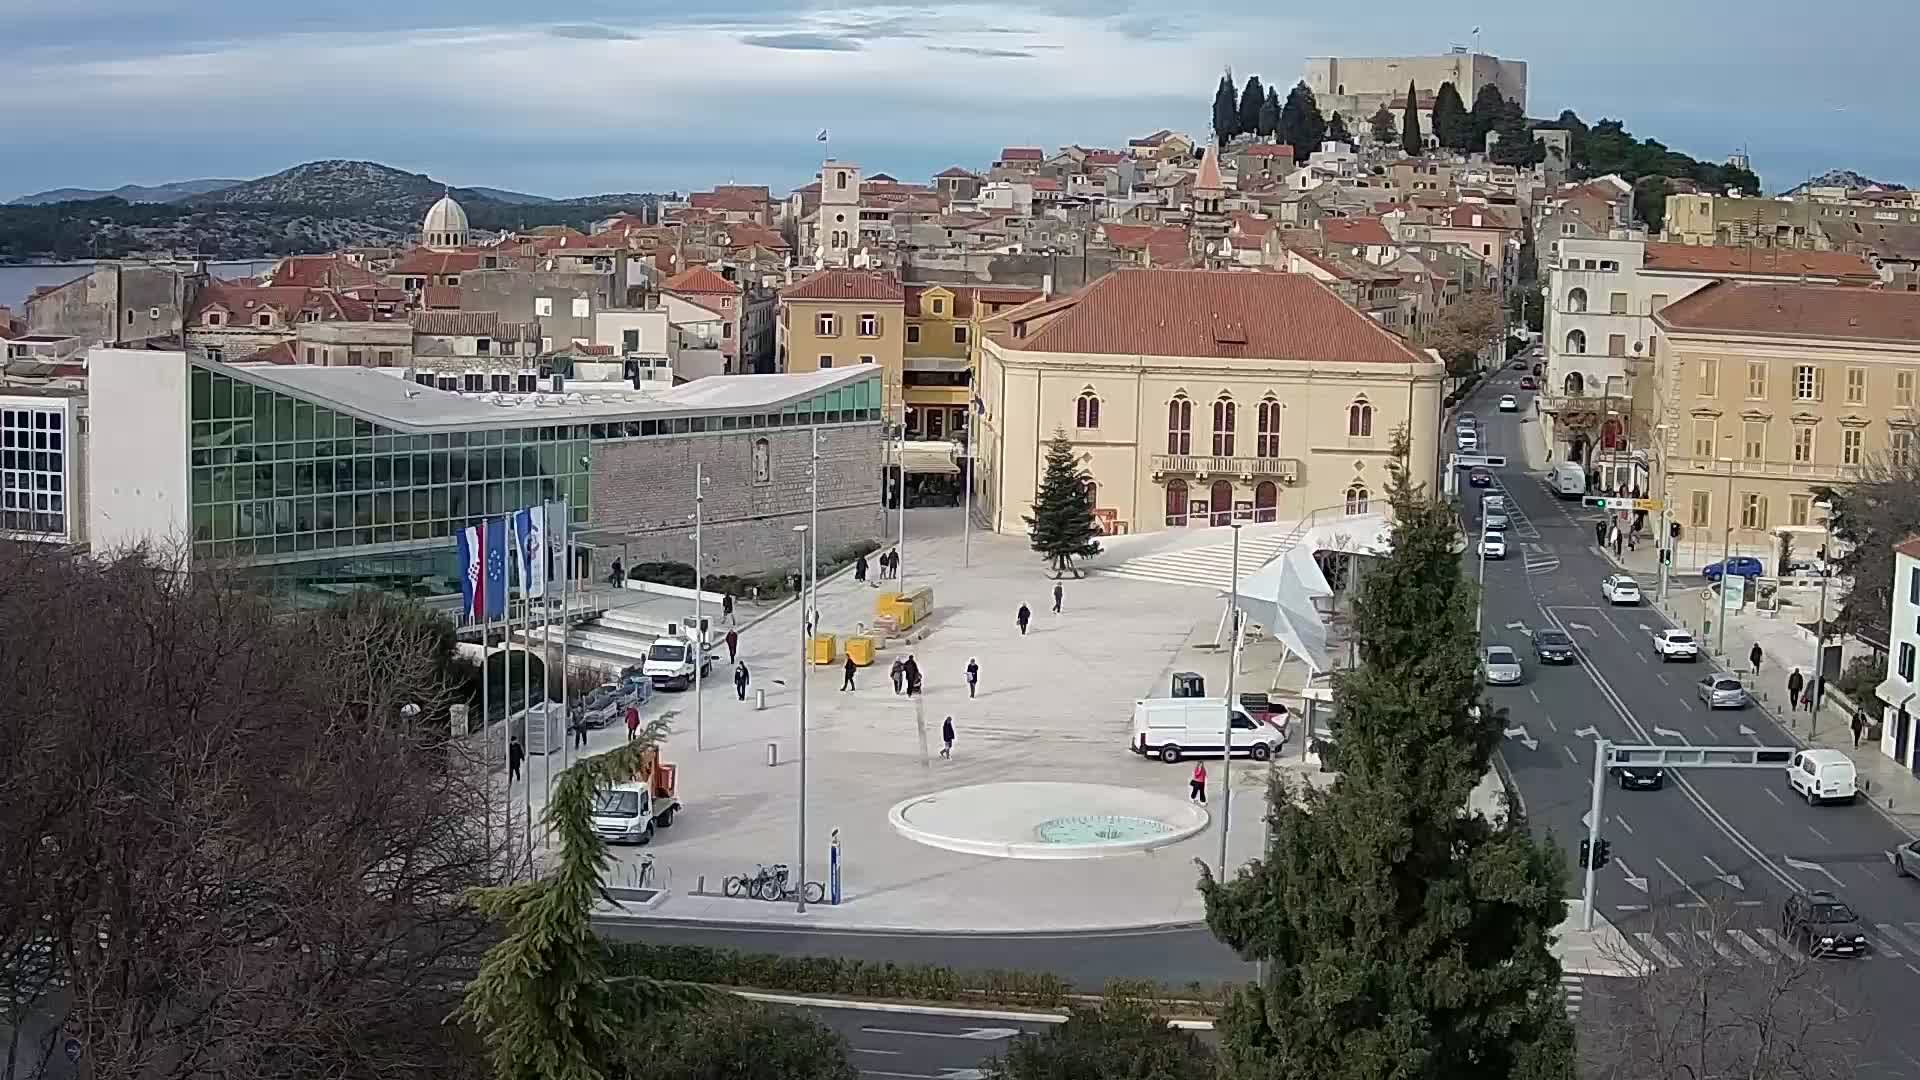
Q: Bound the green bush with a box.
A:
[606,941,1077,1010]
[625,541,882,604]
[1835,654,1884,704]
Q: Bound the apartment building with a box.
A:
[777,269,907,415]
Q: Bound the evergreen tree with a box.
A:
[1278,81,1327,164]
[1213,72,1239,146]
[1259,87,1281,139]
[1431,81,1470,151]
[1326,111,1351,145]
[1368,104,1397,145]
[1238,75,1266,142]
[1400,80,1423,156]
[1469,82,1508,151]
[1024,430,1102,577]
[1200,443,1575,1080]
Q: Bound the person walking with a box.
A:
[734,661,750,702]
[508,736,524,783]
[904,654,922,696]
[725,628,739,664]
[571,713,588,750]
[608,557,625,587]
[1749,643,1764,676]
[890,658,906,695]
[1788,668,1805,712]
[1052,582,1063,614]
[1852,706,1868,748]
[722,593,735,626]
[625,704,641,741]
[1016,603,1031,635]
[965,658,979,698]
[855,551,869,584]
[1594,520,1607,548]
[941,715,955,759]
[841,655,858,692]
[1189,761,1207,803]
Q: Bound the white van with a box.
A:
[1549,462,1586,499]
[1788,749,1858,805]
[1130,697,1286,763]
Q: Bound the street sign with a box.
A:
[1450,454,1508,469]
[1580,496,1661,511]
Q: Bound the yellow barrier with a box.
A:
[810,633,837,665]
[845,636,875,667]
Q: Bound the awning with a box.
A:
[897,440,963,475]
[1874,675,1917,710]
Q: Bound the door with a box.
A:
[1254,481,1277,523]
[1209,480,1233,526]
[1897,708,1910,768]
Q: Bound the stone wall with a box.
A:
[588,422,885,574]
[900,251,1126,291]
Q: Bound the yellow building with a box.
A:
[1652,281,1920,564]
[976,268,1446,535]
[902,283,1043,440]
[777,269,906,415]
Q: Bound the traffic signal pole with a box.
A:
[1582,739,1607,931]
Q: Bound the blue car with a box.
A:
[1702,556,1765,582]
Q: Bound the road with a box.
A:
[1463,367,1920,1078]
[792,1003,1056,1080]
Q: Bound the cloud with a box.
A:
[739,31,862,51]
[546,23,635,40]
[928,44,1033,58]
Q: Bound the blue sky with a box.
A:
[0,1,1909,201]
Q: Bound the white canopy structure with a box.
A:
[1216,512,1394,683]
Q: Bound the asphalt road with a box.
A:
[1462,369,1920,1078]
[792,1003,1055,1080]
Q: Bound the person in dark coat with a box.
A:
[1853,706,1869,748]
[841,655,858,691]
[624,705,641,741]
[855,552,869,583]
[508,737,524,782]
[608,557,625,587]
[941,716,955,759]
[965,658,979,698]
[1016,604,1031,635]
[725,628,739,663]
[734,661,750,702]
[1749,643,1763,676]
[890,658,906,695]
[903,654,922,696]
[1787,668,1805,712]
[1052,582,1063,614]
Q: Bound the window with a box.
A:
[377,350,394,366]
[816,313,838,336]
[1794,364,1823,401]
[1345,484,1370,515]
[1743,421,1766,461]
[1698,358,1718,396]
[1746,362,1767,399]
[1257,398,1281,457]
[1690,490,1711,528]
[1609,291,1628,315]
[1896,430,1914,466]
[906,325,920,343]
[1846,367,1866,404]
[149,306,160,320]
[1901,370,1916,407]
[1793,425,1814,463]
[1790,494,1811,527]
[346,350,364,366]
[1348,398,1374,437]
[256,313,272,328]
[1912,566,1920,606]
[1902,642,1917,683]
[722,323,732,339]
[206,312,223,326]
[953,326,969,345]
[1600,260,1619,272]
[476,338,491,356]
[931,298,945,315]
[859,354,874,365]
[1566,287,1588,313]
[1565,329,1586,354]
[751,438,772,485]
[1651,293,1670,312]
[858,312,879,336]
[534,297,553,317]
[1561,222,1577,236]
[1166,395,1192,454]
[203,346,223,363]
[1607,334,1626,357]
[305,347,316,364]
[816,354,833,369]
[1212,396,1236,455]
[623,329,640,353]
[464,373,485,392]
[1741,493,1768,530]
[571,297,590,319]
[1691,418,1716,457]
[1075,391,1101,430]
[1843,428,1863,465]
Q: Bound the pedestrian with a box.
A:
[509,736,524,782]
[842,655,858,692]
[965,657,979,698]
[1594,520,1607,547]
[608,557,625,587]
[855,551,868,584]
[734,661,750,702]
[1749,643,1763,676]
[888,549,900,579]
[891,658,906,695]
[1052,582,1063,614]
[1812,675,1826,713]
[1189,761,1207,803]
[904,654,922,696]
[625,704,640,741]
[1626,531,1636,553]
[1852,706,1868,748]
[722,593,736,626]
[1612,529,1623,557]
[1016,603,1031,635]
[571,714,588,749]
[725,628,739,664]
[941,715,955,759]
[1787,668,1804,712]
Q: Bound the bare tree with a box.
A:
[1819,449,1919,634]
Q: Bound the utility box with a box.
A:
[810,633,838,666]
[845,636,875,667]
[875,587,935,630]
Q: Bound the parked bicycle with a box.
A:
[723,863,790,902]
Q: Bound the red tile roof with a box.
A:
[1896,536,1920,561]
[268,255,383,290]
[998,269,1425,363]
[998,147,1043,162]
[421,285,462,310]
[1655,281,1920,342]
[935,166,978,179]
[1241,143,1296,159]
[1323,218,1394,247]
[1641,242,1876,283]
[662,265,739,296]
[1128,129,1176,147]
[251,341,299,365]
[1194,146,1223,191]
[781,269,905,303]
[389,249,487,275]
[690,190,766,213]
[1031,177,1061,192]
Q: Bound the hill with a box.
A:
[188,160,512,220]
[10,179,242,206]
[1781,169,1908,196]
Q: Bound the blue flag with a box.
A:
[484,518,509,620]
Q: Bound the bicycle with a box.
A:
[722,863,789,902]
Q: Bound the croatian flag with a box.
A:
[514,504,546,600]
[457,523,485,623]
[484,518,509,620]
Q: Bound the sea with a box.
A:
[0,260,278,312]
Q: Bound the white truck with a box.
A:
[1548,462,1586,499]
[642,633,713,691]
[588,747,681,845]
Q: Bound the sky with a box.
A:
[1,1,1911,202]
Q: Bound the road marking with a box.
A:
[1656,673,1668,684]
[1678,698,1694,711]
[1564,745,1578,764]
[1729,930,1776,963]
[1655,856,1710,905]
[1634,932,1681,968]
[1866,932,1903,958]
[1545,715,1558,732]
[862,1027,1024,1042]
[1694,930,1745,965]
[1807,825,1832,845]
[1783,855,1845,888]
[1882,924,1920,954]
[1765,788,1784,805]
[1528,688,1540,703]
[1755,928,1797,958]
[1653,726,1688,741]
[1614,815,1634,835]
[1702,855,1745,891]
[853,1049,904,1056]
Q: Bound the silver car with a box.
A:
[1483,645,1523,685]
[1698,674,1748,709]
[1891,839,1920,878]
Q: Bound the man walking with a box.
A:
[1788,668,1805,712]
[841,655,858,692]
[941,716,955,759]
[1052,582,1063,614]
[1852,705,1868,748]
[725,628,739,664]
[965,658,979,698]
[1016,603,1031,636]
[571,714,588,750]
[734,661,751,702]
[890,658,906,695]
[1189,761,1207,803]
[904,654,922,696]
[1749,643,1763,676]
[722,593,736,626]
[509,736,524,783]
[855,551,869,584]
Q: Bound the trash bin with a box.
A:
[845,635,875,667]
[810,633,838,665]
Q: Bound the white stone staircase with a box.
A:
[1093,520,1309,591]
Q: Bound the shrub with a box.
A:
[606,942,1077,1010]
[1834,654,1884,704]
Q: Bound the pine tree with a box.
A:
[1199,442,1576,1080]
[1259,86,1281,138]
[1213,72,1239,147]
[1469,82,1508,152]
[1326,111,1351,145]
[1024,431,1102,577]
[1431,81,1470,151]
[1400,80,1423,156]
[1278,81,1327,164]
[1368,104,1397,145]
[1238,75,1266,143]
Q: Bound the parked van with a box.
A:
[1131,697,1286,763]
[1788,749,1858,805]
[1549,462,1586,498]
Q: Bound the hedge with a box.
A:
[626,541,881,603]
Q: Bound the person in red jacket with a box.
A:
[1189,761,1207,803]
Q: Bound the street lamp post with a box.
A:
[896,408,908,587]
[962,406,974,568]
[1474,515,1489,634]
[692,463,707,751]
[1811,500,1834,714]
[809,429,820,633]
[1217,523,1241,879]
[793,523,811,913]
[1716,456,1736,657]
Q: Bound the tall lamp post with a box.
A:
[1715,454,1736,657]
[1810,499,1834,706]
[1217,523,1242,878]
[1474,514,1489,634]
[793,523,811,913]
[691,463,708,750]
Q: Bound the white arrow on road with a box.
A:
[1505,621,1532,634]
[1737,723,1760,743]
[1702,855,1745,891]
[1615,859,1649,893]
[859,1070,987,1080]
[1783,855,1846,888]
[1574,726,1599,739]
[862,1028,1023,1042]
[1653,726,1689,741]
[1567,622,1596,636]
[1503,725,1538,751]
[1638,624,1654,634]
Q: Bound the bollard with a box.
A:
[768,742,779,767]
[696,875,705,895]
[756,688,766,711]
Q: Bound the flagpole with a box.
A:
[530,520,548,857]
[693,463,706,752]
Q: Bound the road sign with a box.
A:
[1449,453,1509,469]
[1581,496,1664,511]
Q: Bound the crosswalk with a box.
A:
[1093,523,1305,590]
[1620,921,1920,971]
[1560,974,1585,1021]
[1521,542,1560,576]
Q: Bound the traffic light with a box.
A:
[1578,838,1591,869]
[1578,837,1613,870]
[1670,521,1682,540]
[1593,839,1612,871]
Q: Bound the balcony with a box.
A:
[1150,454,1302,483]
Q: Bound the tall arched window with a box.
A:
[1256,397,1281,457]
[1254,481,1278,523]
[1566,329,1587,355]
[1165,479,1189,526]
[1563,372,1585,396]
[1346,484,1370,515]
[1347,397,1374,437]
[1212,395,1236,456]
[1210,480,1234,526]
[1166,395,1192,454]
[1566,287,1588,313]
[1075,390,1101,430]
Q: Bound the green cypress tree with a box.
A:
[1368,104,1397,145]
[1400,80,1423,156]
[1279,81,1326,164]
[1326,111,1351,146]
[1213,72,1239,146]
[1238,75,1266,142]
[1432,81,1470,151]
[1469,82,1508,152]
[1259,86,1281,138]
[1199,440,1575,1080]
[1024,430,1102,577]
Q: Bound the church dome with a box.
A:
[422,195,470,248]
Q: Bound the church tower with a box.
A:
[816,160,861,269]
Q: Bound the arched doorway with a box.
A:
[1564,372,1585,396]
[1210,480,1233,526]
[1601,418,1624,451]
[1164,480,1188,527]
[1254,481,1278,523]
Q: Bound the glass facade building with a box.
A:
[0,399,71,541]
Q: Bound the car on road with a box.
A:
[1788,748,1858,805]
[1468,467,1493,488]
[1780,889,1869,958]
[1697,674,1748,709]
[1511,360,1528,370]
[1609,762,1665,790]
[1785,558,1834,578]
[1483,645,1523,685]
[1519,376,1537,390]
[1650,628,1699,662]
[1479,532,1507,559]
[1533,628,1576,664]
[1889,839,1920,878]
[1457,429,1479,451]
[1702,556,1766,581]
[1498,394,1519,412]
[1483,510,1510,532]
[1601,574,1642,605]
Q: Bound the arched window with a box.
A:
[1083,479,1098,509]
[1166,395,1192,454]
[1210,480,1234,526]
[1254,481,1278,523]
[1346,484,1371,515]
[1563,372,1585,396]
[1347,397,1374,437]
[1165,479,1189,526]
[1075,390,1101,430]
[1256,397,1281,458]
[1566,287,1588,313]
[1566,329,1587,355]
[1212,395,1236,456]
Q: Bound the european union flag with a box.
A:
[484,518,509,620]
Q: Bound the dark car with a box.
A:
[1519,376,1537,390]
[1511,361,1528,370]
[1702,556,1766,581]
[1780,889,1868,958]
[1533,628,1576,664]
[1468,467,1493,488]
[1609,763,1665,790]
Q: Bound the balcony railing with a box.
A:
[1150,454,1302,483]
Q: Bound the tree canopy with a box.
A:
[1326,111,1352,146]
[986,998,1217,1080]
[1279,81,1327,164]
[1259,86,1281,139]
[1212,72,1239,146]
[1400,80,1423,156]
[1432,82,1471,152]
[1024,430,1103,577]
[1369,104,1398,146]
[1533,109,1762,193]
[1239,76,1267,143]
[1818,453,1920,635]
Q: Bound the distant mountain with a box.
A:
[1781,169,1909,195]
[9,179,242,206]
[464,186,555,205]
[187,160,511,220]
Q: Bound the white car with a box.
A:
[1482,645,1524,685]
[1601,574,1642,605]
[1479,532,1508,559]
[1498,394,1519,412]
[1457,430,1479,451]
[1651,628,1699,662]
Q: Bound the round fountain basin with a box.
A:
[889,782,1208,860]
